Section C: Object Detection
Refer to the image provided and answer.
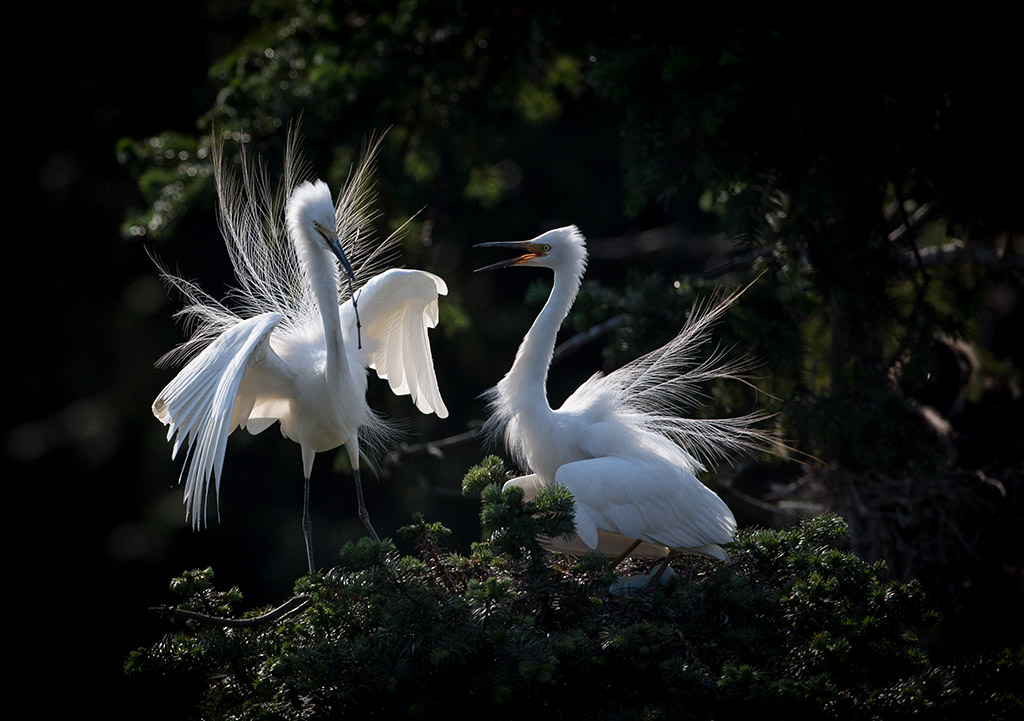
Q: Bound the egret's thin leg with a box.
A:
[352,467,379,541]
[649,552,676,586]
[610,539,643,569]
[302,476,315,573]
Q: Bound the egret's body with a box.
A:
[478,226,771,562]
[152,135,448,571]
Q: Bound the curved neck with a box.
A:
[298,238,348,375]
[501,266,582,412]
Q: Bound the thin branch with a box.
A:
[700,248,771,279]
[552,313,630,365]
[886,201,936,245]
[390,426,482,460]
[151,595,312,628]
[902,241,1023,269]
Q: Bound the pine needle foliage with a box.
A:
[127,458,1022,720]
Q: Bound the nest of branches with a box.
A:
[827,464,1023,646]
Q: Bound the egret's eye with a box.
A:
[313,220,322,229]
[541,244,552,252]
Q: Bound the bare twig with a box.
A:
[551,313,629,365]
[390,426,483,460]
[901,241,1023,269]
[701,248,772,279]
[151,595,312,628]
[886,201,936,245]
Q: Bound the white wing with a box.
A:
[342,268,449,418]
[504,474,671,559]
[152,312,285,526]
[553,456,736,559]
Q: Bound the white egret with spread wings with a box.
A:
[152,133,448,572]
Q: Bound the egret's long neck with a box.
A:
[299,239,348,376]
[501,265,582,413]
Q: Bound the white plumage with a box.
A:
[477,226,772,562]
[152,132,448,571]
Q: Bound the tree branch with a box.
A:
[151,595,312,628]
[552,313,629,364]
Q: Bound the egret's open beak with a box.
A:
[474,241,546,272]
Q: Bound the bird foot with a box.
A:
[359,511,380,542]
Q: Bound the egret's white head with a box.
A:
[474,225,588,278]
[286,180,355,279]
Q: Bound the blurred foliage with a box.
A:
[127,458,1022,720]
[118,0,601,246]
[581,10,1023,474]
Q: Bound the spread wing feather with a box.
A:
[344,268,449,418]
[152,312,286,526]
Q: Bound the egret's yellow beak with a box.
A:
[473,241,548,272]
